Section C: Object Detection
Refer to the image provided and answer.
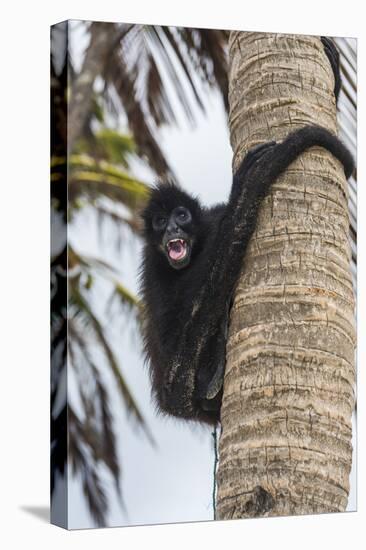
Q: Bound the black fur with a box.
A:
[321,36,341,102]
[140,125,353,425]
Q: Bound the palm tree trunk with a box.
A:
[216,32,356,519]
[68,22,122,150]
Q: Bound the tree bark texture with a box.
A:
[216,32,356,519]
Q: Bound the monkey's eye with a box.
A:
[175,208,191,223]
[152,215,167,230]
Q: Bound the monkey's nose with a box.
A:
[167,223,179,235]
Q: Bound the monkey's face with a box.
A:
[153,206,193,269]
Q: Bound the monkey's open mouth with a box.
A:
[167,239,188,261]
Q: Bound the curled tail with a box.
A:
[270,125,354,181]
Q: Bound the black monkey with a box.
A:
[140,125,353,425]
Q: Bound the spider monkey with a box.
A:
[140,126,353,425]
[140,40,353,426]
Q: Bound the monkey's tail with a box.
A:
[321,37,341,103]
[273,125,354,180]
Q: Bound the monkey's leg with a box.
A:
[199,297,232,410]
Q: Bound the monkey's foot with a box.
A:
[205,359,225,400]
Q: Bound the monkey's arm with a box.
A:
[214,125,353,297]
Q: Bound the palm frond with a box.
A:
[95,374,124,502]
[69,153,150,208]
[74,129,136,168]
[68,246,119,276]
[94,129,136,166]
[174,27,229,110]
[68,246,142,354]
[94,204,143,235]
[104,48,177,181]
[68,323,124,507]
[68,405,109,526]
[69,247,141,314]
[69,283,154,444]
[106,280,141,316]
[68,23,229,180]
[144,26,204,124]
